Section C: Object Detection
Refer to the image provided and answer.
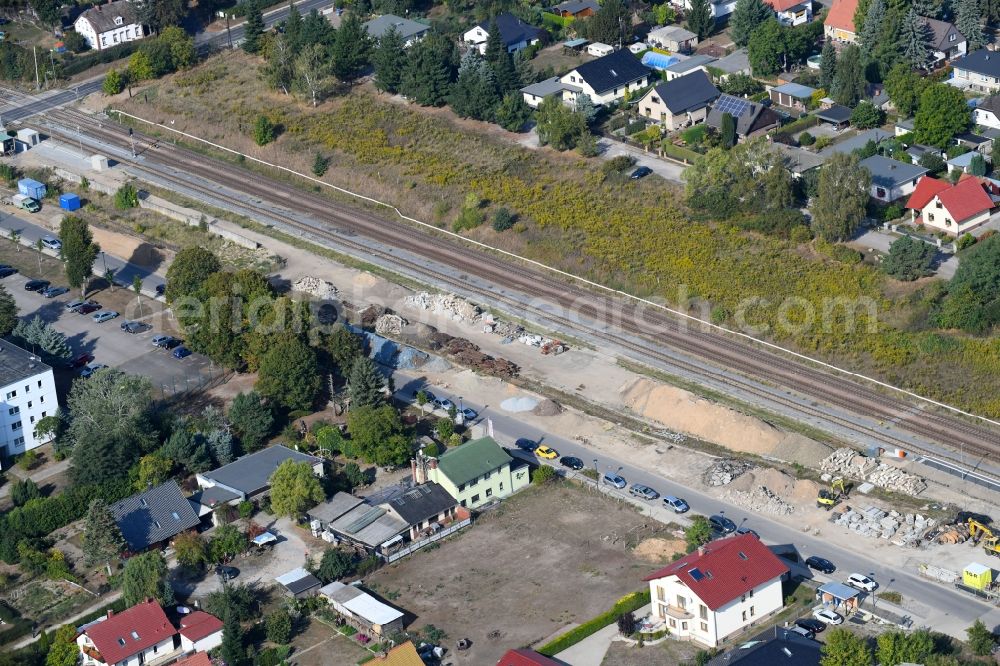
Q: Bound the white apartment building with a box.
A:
[0,339,57,461]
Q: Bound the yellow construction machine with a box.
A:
[817,478,847,510]
[968,520,1000,557]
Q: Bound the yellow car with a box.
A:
[534,445,558,459]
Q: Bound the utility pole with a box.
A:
[76,125,83,154]
[32,46,39,90]
[128,127,136,157]
[226,13,233,49]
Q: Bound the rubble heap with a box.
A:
[403,292,481,322]
[704,459,756,487]
[723,486,794,516]
[832,505,935,545]
[374,314,407,336]
[820,448,927,495]
[292,276,338,300]
[358,304,386,328]
[482,314,524,339]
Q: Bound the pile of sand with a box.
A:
[728,468,820,507]
[532,399,563,416]
[633,538,686,563]
[501,396,539,412]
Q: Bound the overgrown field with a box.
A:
[119,51,1000,417]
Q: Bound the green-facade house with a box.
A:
[413,436,530,509]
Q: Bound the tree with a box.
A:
[206,428,235,466]
[255,337,320,411]
[747,20,786,76]
[884,64,928,118]
[138,0,186,34]
[165,246,220,303]
[434,416,454,440]
[346,404,411,465]
[821,628,873,666]
[575,93,598,125]
[135,453,173,490]
[956,0,985,50]
[400,34,455,106]
[160,25,195,70]
[493,207,516,231]
[316,548,355,582]
[0,284,14,338]
[831,45,865,107]
[46,625,80,666]
[882,235,935,280]
[269,460,325,517]
[323,324,362,375]
[686,0,715,39]
[243,5,265,54]
[731,0,773,46]
[495,92,532,132]
[373,26,407,93]
[684,515,712,551]
[348,356,386,408]
[128,50,155,81]
[330,12,371,81]
[900,8,932,71]
[858,0,885,56]
[819,41,837,92]
[103,69,125,95]
[535,95,588,150]
[13,316,71,362]
[228,391,273,452]
[284,2,303,52]
[617,612,637,636]
[10,478,40,507]
[121,552,171,606]
[114,182,139,209]
[813,152,871,242]
[60,216,100,297]
[266,608,293,644]
[914,83,971,148]
[967,619,997,655]
[970,152,987,176]
[850,101,884,129]
[210,524,248,563]
[449,50,500,121]
[533,465,557,485]
[294,42,330,107]
[585,0,631,45]
[30,0,61,25]
[253,115,276,146]
[720,112,736,149]
[161,428,213,473]
[173,532,208,569]
[220,609,245,666]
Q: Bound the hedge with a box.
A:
[661,142,701,164]
[541,12,574,28]
[537,590,650,656]
[776,114,819,138]
[61,42,140,77]
[0,618,33,646]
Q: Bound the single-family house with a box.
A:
[382,482,462,541]
[776,144,825,177]
[77,600,178,666]
[765,0,812,26]
[177,612,223,654]
[952,49,1000,93]
[637,71,721,130]
[275,567,323,598]
[463,13,546,55]
[947,150,985,174]
[320,581,406,639]
[906,174,994,235]
[974,95,1000,129]
[73,1,145,51]
[671,0,738,19]
[895,117,915,136]
[413,436,530,509]
[548,0,599,18]
[497,649,564,665]
[955,131,992,154]
[646,25,699,53]
[706,94,781,140]
[905,143,942,165]
[363,14,430,47]
[664,54,718,80]
[559,49,652,105]
[644,534,789,648]
[520,77,581,108]
[705,633,821,665]
[860,155,929,202]
[769,82,816,111]
[824,0,859,43]
[194,445,324,508]
[923,17,966,63]
[711,49,751,79]
[587,42,615,57]
[109,481,201,554]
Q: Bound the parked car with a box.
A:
[514,438,537,451]
[42,286,69,298]
[173,346,192,359]
[152,335,173,347]
[65,352,94,369]
[24,279,50,292]
[709,514,737,535]
[65,298,86,310]
[92,310,119,323]
[629,166,653,180]
[74,302,101,314]
[788,625,815,640]
[628,484,659,500]
[215,565,239,581]
[434,397,454,411]
[602,473,627,489]
[80,363,108,378]
[41,236,61,250]
[795,618,826,633]
[121,321,151,334]
[736,526,760,538]
[846,573,877,592]
[155,284,166,297]
[813,609,843,625]
[663,496,689,513]
[0,267,16,278]
[460,407,478,420]
[560,456,584,470]
[805,556,836,574]
[412,389,436,403]
[534,445,558,459]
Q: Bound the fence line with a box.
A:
[383,517,472,563]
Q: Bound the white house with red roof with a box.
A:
[824,0,859,43]
[765,0,812,26]
[643,534,788,648]
[905,174,995,236]
[77,600,178,666]
[178,611,224,653]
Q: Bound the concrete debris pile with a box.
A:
[918,563,959,584]
[832,505,935,545]
[704,459,756,487]
[415,334,519,379]
[723,485,794,516]
[482,314,524,339]
[820,448,927,495]
[532,399,563,416]
[404,292,481,322]
[359,304,386,328]
[292,276,338,300]
[374,314,407,336]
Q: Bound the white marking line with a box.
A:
[107,108,1000,432]
[918,456,1000,485]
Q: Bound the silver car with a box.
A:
[628,484,659,500]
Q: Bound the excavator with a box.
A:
[968,519,1000,557]
[817,478,848,510]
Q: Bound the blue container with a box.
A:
[59,193,81,211]
[17,178,46,200]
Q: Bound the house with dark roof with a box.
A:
[952,49,1000,93]
[765,0,812,26]
[860,155,929,202]
[383,482,461,539]
[463,12,546,55]
[73,1,145,51]
[363,14,430,47]
[548,0,599,18]
[413,436,530,509]
[76,600,178,666]
[664,54,718,81]
[974,95,1000,129]
[922,17,966,63]
[706,95,781,141]
[275,567,323,598]
[644,534,789,648]
[905,174,994,235]
[560,49,652,106]
[706,631,821,665]
[824,0,858,42]
[637,71,721,130]
[195,445,324,506]
[178,611,224,654]
[109,481,201,553]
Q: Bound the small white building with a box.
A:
[0,339,58,460]
[860,155,929,203]
[974,96,1000,130]
[73,1,146,51]
[177,612,223,654]
[462,12,545,55]
[77,600,178,666]
[644,534,788,648]
[560,49,652,106]
[765,0,813,26]
[671,0,738,19]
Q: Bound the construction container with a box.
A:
[963,563,992,591]
[15,128,39,147]
[59,193,80,211]
[91,155,108,171]
[17,178,45,200]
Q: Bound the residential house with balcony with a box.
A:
[559,49,652,106]
[77,600,178,666]
[952,49,1000,93]
[765,0,812,26]
[413,436,529,509]
[824,0,859,43]
[636,71,720,131]
[860,155,929,202]
[644,534,788,648]
[923,17,966,63]
[905,174,994,235]
[463,13,545,55]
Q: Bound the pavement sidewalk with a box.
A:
[554,604,651,666]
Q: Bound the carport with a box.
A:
[816,582,861,613]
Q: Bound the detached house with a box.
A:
[74,1,145,51]
[77,600,178,666]
[110,481,201,554]
[706,94,781,140]
[644,534,789,648]
[905,174,994,235]
[637,71,720,130]
[860,155,928,202]
[974,95,1000,129]
[824,0,859,43]
[922,17,966,63]
[559,49,652,106]
[463,13,545,55]
[765,0,812,26]
[646,25,699,53]
[412,436,529,509]
[193,444,324,512]
[671,0,738,20]
[548,0,599,18]
[952,49,1000,93]
[363,14,430,47]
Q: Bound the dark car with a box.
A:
[24,279,50,292]
[173,346,192,359]
[805,556,836,574]
[736,526,760,539]
[215,565,239,581]
[42,286,69,298]
[629,166,653,180]
[560,456,584,470]
[121,321,151,334]
[75,302,101,314]
[155,284,166,297]
[795,618,827,634]
[709,514,737,535]
[0,267,16,279]
[65,352,94,369]
[412,389,437,403]
[515,438,537,451]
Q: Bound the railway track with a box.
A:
[21,101,1000,470]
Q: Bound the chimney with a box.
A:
[428,457,438,470]
[697,545,706,556]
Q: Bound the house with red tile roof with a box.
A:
[643,534,789,648]
[178,611,224,653]
[765,0,812,26]
[496,648,563,665]
[77,600,178,666]
[172,653,211,666]
[824,0,859,43]
[905,174,995,235]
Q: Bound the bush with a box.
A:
[737,210,807,239]
[607,115,628,132]
[253,116,276,146]
[957,233,977,251]
[813,136,833,151]
[18,450,38,471]
[238,501,254,520]
[114,183,139,209]
[816,239,862,264]
[538,591,651,656]
[265,608,293,644]
[0,164,17,183]
[798,131,815,146]
[601,155,636,178]
[492,207,516,232]
[790,225,813,243]
[532,465,557,485]
[882,203,904,222]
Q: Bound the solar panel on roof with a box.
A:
[714,95,750,117]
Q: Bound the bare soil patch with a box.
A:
[632,537,686,564]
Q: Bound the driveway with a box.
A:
[598,138,686,184]
[850,228,957,279]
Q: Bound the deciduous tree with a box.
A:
[121,552,172,606]
[294,42,331,107]
[535,95,587,150]
[210,524,248,563]
[173,532,208,569]
[165,246,221,303]
[134,453,173,490]
[103,69,125,95]
[585,0,631,44]
[265,608,293,644]
[850,101,884,129]
[268,460,325,517]
[821,628,873,666]
[967,619,997,655]
[316,547,355,582]
[256,337,320,411]
[812,152,871,242]
[884,63,928,118]
[914,83,971,148]
[939,234,1000,332]
[60,216,99,297]
[346,404,411,465]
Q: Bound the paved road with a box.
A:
[0,79,103,122]
[393,375,1000,640]
[195,0,333,49]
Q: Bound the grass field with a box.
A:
[115,50,1000,418]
